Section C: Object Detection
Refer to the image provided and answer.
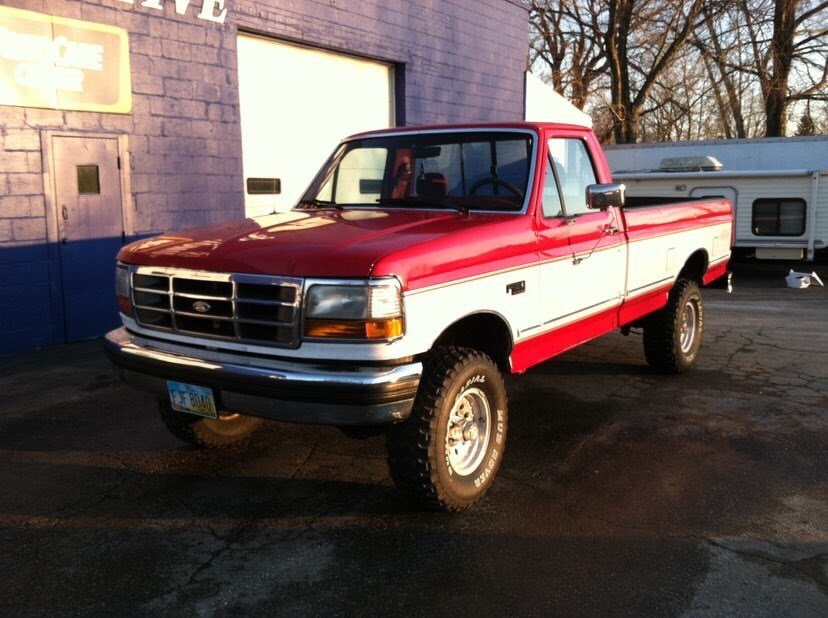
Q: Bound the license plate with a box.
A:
[166,381,217,419]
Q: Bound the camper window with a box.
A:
[752,199,806,236]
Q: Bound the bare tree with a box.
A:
[527,0,827,141]
[531,0,707,143]
[640,49,721,141]
[814,102,828,133]
[529,1,607,109]
[605,0,706,142]
[743,0,828,136]
[694,1,751,137]
[707,0,828,136]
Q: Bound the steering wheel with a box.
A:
[468,176,524,200]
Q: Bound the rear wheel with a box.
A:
[159,400,262,448]
[643,278,704,373]
[386,346,508,511]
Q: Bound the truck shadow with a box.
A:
[0,336,659,522]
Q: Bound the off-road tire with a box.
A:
[159,400,262,448]
[643,278,704,374]
[386,346,508,512]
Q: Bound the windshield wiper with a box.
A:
[298,198,341,210]
[377,197,469,214]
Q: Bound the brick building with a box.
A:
[0,0,529,355]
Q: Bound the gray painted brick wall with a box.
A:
[0,0,528,354]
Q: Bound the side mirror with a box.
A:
[586,183,625,210]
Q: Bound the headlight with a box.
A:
[304,280,403,340]
[306,286,370,319]
[115,263,133,316]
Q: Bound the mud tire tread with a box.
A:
[643,278,704,374]
[386,346,507,512]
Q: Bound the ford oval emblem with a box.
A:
[192,300,211,313]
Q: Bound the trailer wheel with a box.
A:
[159,400,262,448]
[386,346,508,511]
[643,278,704,373]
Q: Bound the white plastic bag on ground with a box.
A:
[785,269,825,288]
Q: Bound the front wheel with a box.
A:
[643,278,704,373]
[159,400,262,448]
[386,346,508,511]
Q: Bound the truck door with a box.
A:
[536,136,626,332]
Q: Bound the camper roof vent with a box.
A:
[658,156,723,172]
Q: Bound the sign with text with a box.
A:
[116,0,228,25]
[0,6,131,113]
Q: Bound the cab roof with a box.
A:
[346,121,593,140]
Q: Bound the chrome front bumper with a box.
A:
[104,327,422,425]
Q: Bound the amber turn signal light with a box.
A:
[305,318,403,340]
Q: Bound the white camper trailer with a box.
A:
[606,137,828,261]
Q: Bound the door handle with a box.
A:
[604,225,619,235]
[62,205,68,220]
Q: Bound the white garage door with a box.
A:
[237,35,395,216]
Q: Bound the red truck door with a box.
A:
[534,135,627,346]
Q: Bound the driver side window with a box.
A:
[547,138,597,216]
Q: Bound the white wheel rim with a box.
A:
[445,386,491,476]
[680,299,698,355]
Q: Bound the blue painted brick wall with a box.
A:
[0,0,528,354]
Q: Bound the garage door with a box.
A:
[237,35,395,216]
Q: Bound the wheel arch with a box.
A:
[678,249,709,285]
[431,311,513,373]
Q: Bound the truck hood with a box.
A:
[119,209,496,279]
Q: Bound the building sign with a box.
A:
[0,6,131,114]
[115,0,229,25]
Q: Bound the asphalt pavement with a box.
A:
[1,272,826,616]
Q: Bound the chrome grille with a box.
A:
[130,267,302,347]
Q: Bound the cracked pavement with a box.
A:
[0,272,826,616]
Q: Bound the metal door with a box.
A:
[689,186,737,203]
[237,34,394,216]
[52,136,125,341]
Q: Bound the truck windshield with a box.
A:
[299,131,534,212]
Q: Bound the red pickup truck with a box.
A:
[105,122,733,511]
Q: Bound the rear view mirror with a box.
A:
[359,179,383,194]
[587,183,625,210]
[412,145,442,159]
